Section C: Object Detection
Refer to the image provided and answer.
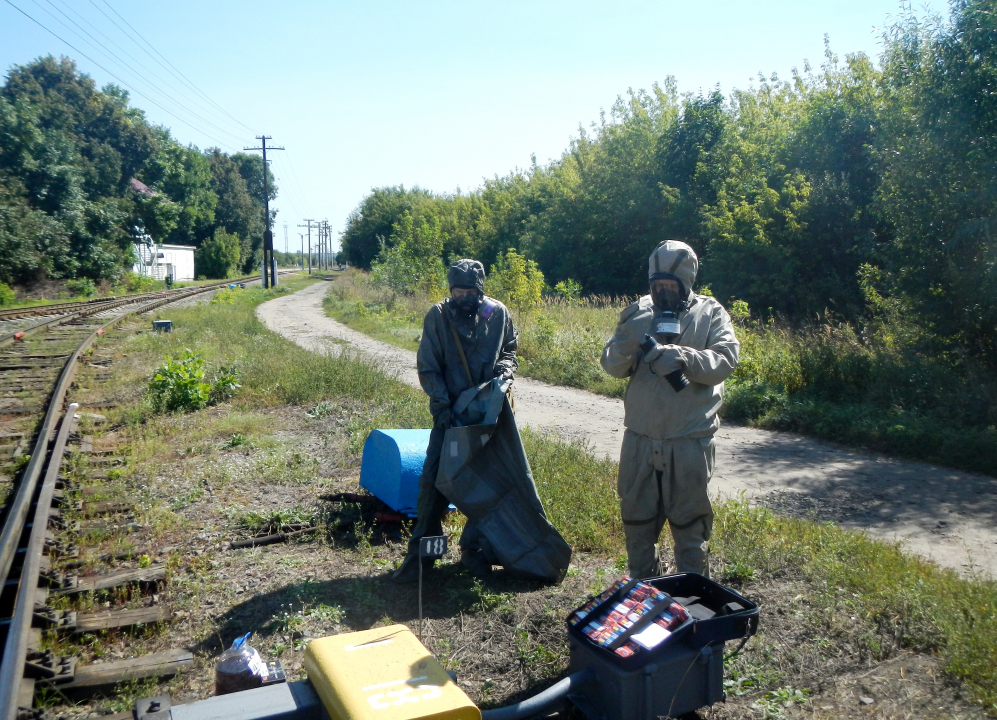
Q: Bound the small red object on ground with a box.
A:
[97,328,105,335]
[13,332,25,341]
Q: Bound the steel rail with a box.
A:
[0,404,77,720]
[0,275,265,349]
[0,271,296,720]
[0,273,265,323]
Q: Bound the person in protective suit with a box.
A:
[601,240,739,578]
[391,258,519,583]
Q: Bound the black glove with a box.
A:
[434,408,454,430]
[494,365,515,384]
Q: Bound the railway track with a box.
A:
[0,275,284,720]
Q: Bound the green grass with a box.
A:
[96,268,997,712]
[713,498,997,712]
[322,270,628,396]
[127,274,430,451]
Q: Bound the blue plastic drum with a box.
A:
[359,429,432,514]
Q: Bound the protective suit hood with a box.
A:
[448,259,486,291]
[648,240,698,296]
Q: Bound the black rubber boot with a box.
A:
[391,553,434,584]
[460,548,492,578]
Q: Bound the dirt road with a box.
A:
[258,281,997,577]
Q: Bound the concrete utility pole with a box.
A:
[243,136,284,288]
[297,219,318,275]
[322,220,329,270]
[283,222,289,258]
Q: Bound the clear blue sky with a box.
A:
[1,0,920,255]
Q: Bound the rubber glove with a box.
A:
[642,343,685,375]
[434,408,454,430]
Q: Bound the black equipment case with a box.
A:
[566,573,759,720]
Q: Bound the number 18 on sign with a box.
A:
[418,535,447,642]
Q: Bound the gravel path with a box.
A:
[258,281,997,577]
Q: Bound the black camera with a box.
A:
[639,310,689,392]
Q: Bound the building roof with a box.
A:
[129,177,157,196]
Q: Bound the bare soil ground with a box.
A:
[256,281,997,579]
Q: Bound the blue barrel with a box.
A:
[359,429,432,514]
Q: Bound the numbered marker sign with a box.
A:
[419,535,448,559]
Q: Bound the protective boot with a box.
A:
[390,553,435,584]
[460,548,492,578]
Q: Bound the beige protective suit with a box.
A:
[601,240,739,578]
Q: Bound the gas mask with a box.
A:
[643,277,690,392]
[653,284,686,313]
[451,289,482,316]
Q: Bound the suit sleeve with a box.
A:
[600,302,649,379]
[416,306,452,418]
[676,304,740,385]
[494,310,519,378]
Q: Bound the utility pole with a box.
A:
[283,222,289,261]
[243,136,284,288]
[298,235,304,269]
[297,219,317,275]
[321,221,328,270]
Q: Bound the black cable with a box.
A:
[55,0,248,138]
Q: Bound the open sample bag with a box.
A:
[435,379,572,582]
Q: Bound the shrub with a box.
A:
[197,228,242,279]
[66,278,97,297]
[148,349,210,412]
[369,211,447,297]
[0,281,14,307]
[120,272,157,293]
[210,365,241,404]
[486,248,546,311]
[551,279,582,303]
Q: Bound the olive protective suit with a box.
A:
[395,259,518,578]
[600,241,739,578]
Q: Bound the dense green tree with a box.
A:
[0,56,285,286]
[340,186,435,268]
[196,227,242,279]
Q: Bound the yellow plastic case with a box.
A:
[303,625,480,720]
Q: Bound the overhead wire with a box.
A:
[52,0,247,139]
[4,0,311,227]
[95,0,256,135]
[281,148,314,214]
[34,0,247,144]
[3,0,241,152]
[270,155,304,222]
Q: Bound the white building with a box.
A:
[133,242,196,281]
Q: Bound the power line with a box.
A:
[2,0,242,151]
[49,0,248,139]
[32,0,247,143]
[96,0,256,134]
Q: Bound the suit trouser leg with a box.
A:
[618,430,666,578]
[663,437,715,577]
[404,426,450,560]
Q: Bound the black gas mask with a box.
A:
[640,276,690,392]
[451,288,482,316]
